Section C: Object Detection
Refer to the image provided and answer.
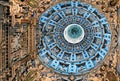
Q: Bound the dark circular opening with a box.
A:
[21,0,25,2]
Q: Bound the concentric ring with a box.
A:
[37,1,111,75]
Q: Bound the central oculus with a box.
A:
[64,24,84,44]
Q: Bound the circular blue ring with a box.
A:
[37,1,111,75]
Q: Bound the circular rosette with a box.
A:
[37,1,111,75]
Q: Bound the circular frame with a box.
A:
[64,24,84,44]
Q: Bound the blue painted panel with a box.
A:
[86,60,94,69]
[51,60,59,69]
[68,64,76,73]
[40,16,48,23]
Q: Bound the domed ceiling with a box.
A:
[37,1,111,75]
